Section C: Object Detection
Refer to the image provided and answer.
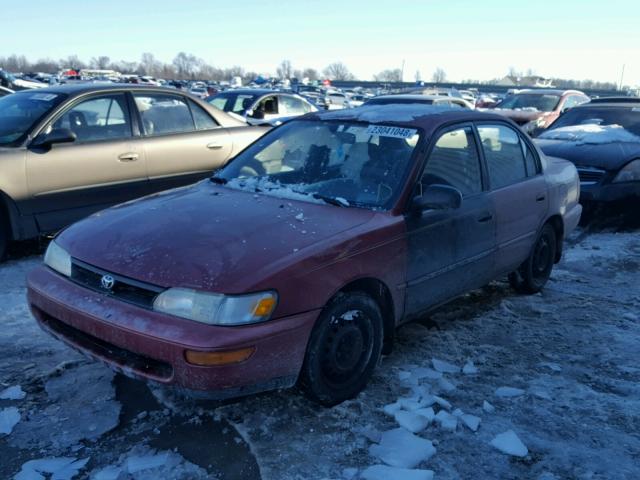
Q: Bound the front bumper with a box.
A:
[580,181,640,203]
[27,266,319,396]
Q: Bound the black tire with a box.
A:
[509,223,557,294]
[299,292,383,406]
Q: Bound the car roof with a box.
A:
[303,103,512,134]
[371,94,453,102]
[512,89,586,96]
[11,83,191,97]
[215,88,275,95]
[586,96,640,106]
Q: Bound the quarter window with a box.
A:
[134,94,195,136]
[423,127,482,196]
[52,94,132,142]
[478,125,528,189]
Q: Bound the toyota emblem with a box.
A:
[101,274,115,290]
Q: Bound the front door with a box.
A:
[405,125,496,316]
[25,92,147,232]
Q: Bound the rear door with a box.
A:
[133,92,233,193]
[25,92,147,232]
[405,125,496,315]
[476,123,548,274]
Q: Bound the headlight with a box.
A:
[153,288,277,326]
[613,159,640,183]
[44,241,71,277]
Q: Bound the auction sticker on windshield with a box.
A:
[366,125,417,139]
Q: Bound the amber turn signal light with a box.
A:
[184,347,255,366]
[253,297,277,317]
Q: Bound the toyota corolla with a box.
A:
[27,105,581,405]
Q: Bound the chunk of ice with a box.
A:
[432,358,460,374]
[411,367,442,380]
[495,386,525,397]
[394,411,431,433]
[0,406,20,434]
[92,465,123,480]
[382,401,403,417]
[362,464,434,480]
[438,377,456,392]
[435,410,457,431]
[483,400,495,413]
[462,361,478,375]
[433,395,451,410]
[414,407,435,423]
[14,457,89,480]
[490,430,528,457]
[0,385,26,400]
[369,428,436,468]
[460,414,481,432]
[126,451,170,473]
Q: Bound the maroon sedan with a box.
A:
[28,105,582,405]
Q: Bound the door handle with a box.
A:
[207,142,223,150]
[118,152,139,162]
[477,213,493,223]
[536,194,546,202]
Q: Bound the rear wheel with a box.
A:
[509,223,557,294]
[299,292,383,406]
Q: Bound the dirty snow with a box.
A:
[538,124,640,144]
[361,464,434,480]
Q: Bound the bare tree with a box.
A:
[323,62,354,81]
[431,67,447,83]
[172,52,201,79]
[61,55,86,70]
[373,68,402,82]
[507,66,521,78]
[139,53,162,77]
[415,70,422,82]
[276,60,293,79]
[302,68,319,81]
[90,56,111,70]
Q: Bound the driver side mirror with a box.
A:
[31,128,77,149]
[412,184,463,213]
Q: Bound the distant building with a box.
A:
[497,75,554,88]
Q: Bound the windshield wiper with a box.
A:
[312,193,349,207]
[210,176,227,185]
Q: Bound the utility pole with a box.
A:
[619,64,625,91]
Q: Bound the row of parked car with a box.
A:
[0,79,637,406]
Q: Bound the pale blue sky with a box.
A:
[3,0,639,85]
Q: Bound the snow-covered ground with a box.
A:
[1,224,639,480]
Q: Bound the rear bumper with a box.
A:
[27,266,319,396]
[580,181,640,203]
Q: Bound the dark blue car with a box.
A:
[535,98,640,205]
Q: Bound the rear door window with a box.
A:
[189,100,218,131]
[134,93,195,136]
[477,124,528,189]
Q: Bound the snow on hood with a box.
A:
[538,124,640,145]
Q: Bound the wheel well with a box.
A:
[546,215,564,263]
[339,278,395,354]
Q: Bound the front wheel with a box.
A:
[509,223,557,294]
[299,292,383,406]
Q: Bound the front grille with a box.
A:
[36,307,173,380]
[577,167,606,184]
[70,259,164,309]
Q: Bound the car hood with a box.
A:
[535,138,640,170]
[57,181,377,293]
